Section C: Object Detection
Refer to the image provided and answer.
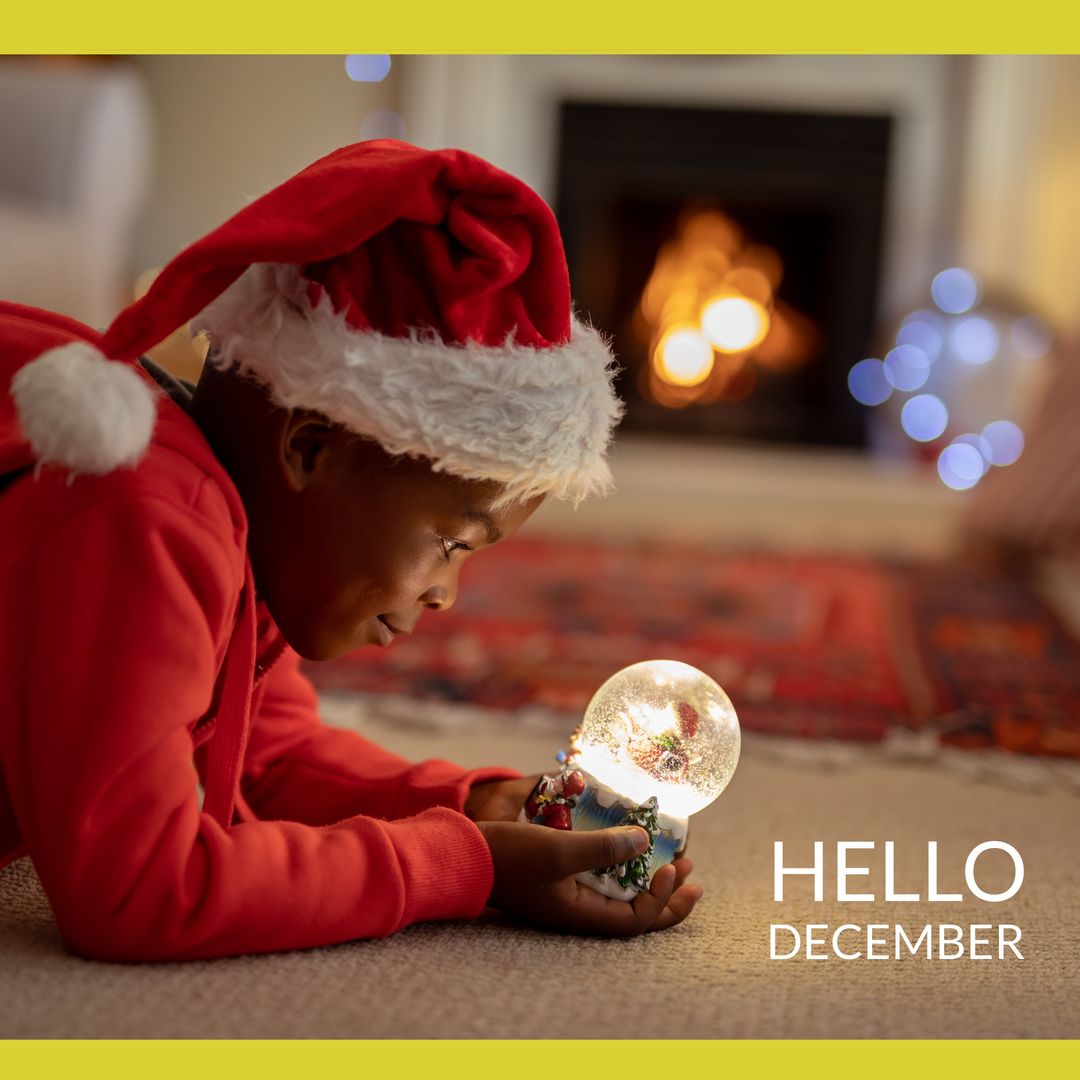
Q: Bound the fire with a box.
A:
[656,326,714,387]
[701,296,768,353]
[639,209,818,407]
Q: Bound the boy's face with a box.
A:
[192,365,544,661]
[265,426,544,660]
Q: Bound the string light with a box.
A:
[931,268,979,315]
[848,358,892,406]
[345,55,392,82]
[900,394,949,442]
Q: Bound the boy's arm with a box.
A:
[239,645,521,827]
[7,480,497,962]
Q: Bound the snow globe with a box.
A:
[521,659,741,899]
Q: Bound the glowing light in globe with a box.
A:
[982,420,1025,466]
[931,267,979,314]
[901,394,949,442]
[574,660,740,820]
[655,327,714,386]
[848,358,892,406]
[701,296,769,353]
[883,345,931,391]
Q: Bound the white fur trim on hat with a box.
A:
[191,264,624,507]
[11,342,158,476]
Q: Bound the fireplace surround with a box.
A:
[555,99,891,447]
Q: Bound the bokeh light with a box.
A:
[937,441,986,491]
[848,358,892,406]
[868,275,1050,491]
[359,108,407,140]
[1010,315,1052,360]
[655,327,714,387]
[981,420,1025,466]
[721,267,773,307]
[954,431,995,463]
[902,308,944,328]
[896,318,944,363]
[931,267,979,315]
[900,394,949,442]
[345,55,392,82]
[883,344,931,391]
[950,315,1000,364]
[701,296,769,353]
[739,244,784,288]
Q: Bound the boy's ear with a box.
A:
[279,411,338,492]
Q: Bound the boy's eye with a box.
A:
[439,536,472,561]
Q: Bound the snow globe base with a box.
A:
[520,767,687,902]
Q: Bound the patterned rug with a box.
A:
[304,538,1080,758]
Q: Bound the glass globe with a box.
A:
[574,659,740,820]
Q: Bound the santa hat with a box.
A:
[11,139,622,505]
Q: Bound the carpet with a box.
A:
[306,540,1080,758]
[2,713,1077,1038]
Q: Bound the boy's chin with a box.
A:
[275,622,351,663]
[283,614,393,662]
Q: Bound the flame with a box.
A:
[701,296,769,353]
[655,326,715,387]
[638,209,817,407]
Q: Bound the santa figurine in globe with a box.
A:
[521,660,741,900]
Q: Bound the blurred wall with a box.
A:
[126,54,1080,336]
[130,55,401,274]
[958,56,1080,332]
[399,55,965,320]
[0,58,153,326]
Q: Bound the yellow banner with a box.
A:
[4,1040,1079,1075]
[4,0,1080,54]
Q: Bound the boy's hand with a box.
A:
[464,774,545,823]
[476,820,702,937]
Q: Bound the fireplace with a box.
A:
[555,100,893,448]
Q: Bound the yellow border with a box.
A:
[4,0,1079,1067]
[4,1040,1079,1074]
[4,0,1080,54]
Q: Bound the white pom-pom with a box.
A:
[10,342,158,475]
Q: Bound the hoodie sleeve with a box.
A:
[239,646,521,827]
[7,479,497,962]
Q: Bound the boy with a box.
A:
[0,140,700,961]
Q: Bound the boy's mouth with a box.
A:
[372,615,395,647]
[373,615,411,646]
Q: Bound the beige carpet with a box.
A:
[2,708,1078,1039]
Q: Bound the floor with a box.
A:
[2,713,1077,1038]
[534,435,964,557]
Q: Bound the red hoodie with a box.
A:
[0,301,518,962]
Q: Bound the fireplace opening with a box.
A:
[555,100,893,448]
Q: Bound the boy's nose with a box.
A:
[421,582,456,612]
